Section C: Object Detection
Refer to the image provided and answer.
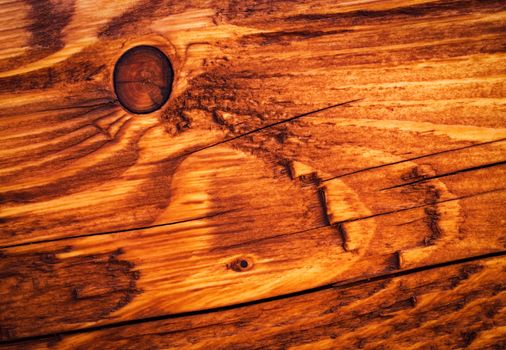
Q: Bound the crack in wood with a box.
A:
[381,160,506,190]
[322,138,506,182]
[168,98,361,160]
[0,209,236,250]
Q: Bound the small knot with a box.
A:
[227,256,254,272]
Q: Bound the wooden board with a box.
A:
[2,256,505,349]
[0,0,505,347]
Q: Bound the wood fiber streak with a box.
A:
[0,0,505,345]
[3,257,505,350]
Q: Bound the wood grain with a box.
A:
[0,0,505,346]
[0,144,504,340]
[1,0,505,246]
[3,256,505,350]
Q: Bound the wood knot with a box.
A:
[227,257,254,272]
[114,45,173,114]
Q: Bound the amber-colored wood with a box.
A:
[1,0,505,246]
[3,256,505,350]
[0,0,505,347]
[0,150,504,340]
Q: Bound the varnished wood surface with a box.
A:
[2,256,505,350]
[1,140,505,339]
[1,0,505,246]
[0,0,505,347]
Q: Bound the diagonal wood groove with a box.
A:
[140,98,363,168]
[337,187,505,224]
[187,99,362,155]
[0,209,238,250]
[381,160,506,190]
[322,137,506,182]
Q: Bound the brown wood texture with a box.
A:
[3,256,505,350]
[0,0,505,347]
[1,140,505,340]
